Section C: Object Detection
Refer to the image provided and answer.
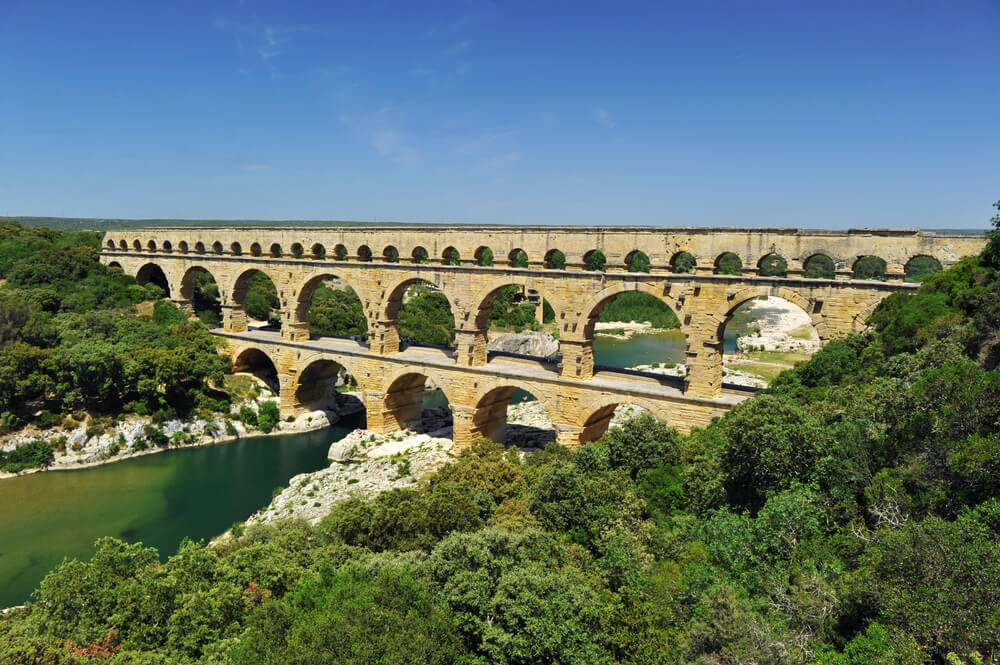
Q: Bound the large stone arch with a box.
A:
[231,344,280,392]
[179,264,223,302]
[378,274,456,325]
[573,281,686,340]
[134,262,174,298]
[292,354,364,412]
[469,381,556,445]
[371,367,459,433]
[230,266,284,309]
[469,278,561,333]
[291,272,371,338]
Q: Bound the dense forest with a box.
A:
[0,223,230,433]
[1,204,998,663]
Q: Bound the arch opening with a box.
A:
[670,251,696,274]
[180,266,222,326]
[232,348,279,394]
[411,246,429,264]
[250,242,262,257]
[714,252,743,275]
[106,239,115,250]
[475,246,494,266]
[477,284,557,361]
[386,279,455,348]
[107,261,123,270]
[162,240,172,253]
[905,255,943,282]
[230,242,242,256]
[803,254,835,279]
[383,372,453,435]
[269,243,282,258]
[297,274,368,340]
[212,241,223,255]
[135,263,170,299]
[147,240,157,253]
[291,243,304,259]
[442,246,460,266]
[119,239,128,250]
[233,270,281,330]
[587,291,684,376]
[333,244,348,261]
[474,386,554,448]
[311,243,326,260]
[294,359,362,417]
[357,245,373,262]
[544,249,566,270]
[132,239,142,251]
[853,255,887,281]
[758,253,787,277]
[626,250,650,273]
[195,242,206,255]
[178,241,189,254]
[584,249,607,272]
[719,295,820,387]
[509,249,528,268]
[382,245,399,263]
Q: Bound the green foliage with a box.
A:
[399,283,455,345]
[597,291,680,329]
[511,249,528,268]
[488,285,540,332]
[444,247,461,266]
[428,528,612,664]
[0,439,54,472]
[671,251,696,273]
[546,249,566,269]
[231,562,469,665]
[627,251,650,273]
[257,401,280,433]
[0,226,231,423]
[853,255,888,280]
[244,272,279,324]
[715,251,742,275]
[804,253,836,279]
[585,250,607,272]
[758,252,787,277]
[307,285,367,337]
[479,246,494,266]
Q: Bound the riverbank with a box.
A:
[0,383,364,480]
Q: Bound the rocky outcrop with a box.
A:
[487,330,558,357]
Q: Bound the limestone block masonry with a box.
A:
[101,225,985,449]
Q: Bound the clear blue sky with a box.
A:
[1,0,997,228]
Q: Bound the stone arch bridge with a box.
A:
[101,225,984,449]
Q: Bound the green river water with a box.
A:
[0,310,761,607]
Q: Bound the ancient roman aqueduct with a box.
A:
[100,226,984,449]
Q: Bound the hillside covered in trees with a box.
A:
[1,203,998,663]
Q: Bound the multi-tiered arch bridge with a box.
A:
[100,225,984,449]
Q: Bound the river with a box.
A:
[0,419,360,609]
[0,310,760,608]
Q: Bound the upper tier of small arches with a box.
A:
[104,228,984,281]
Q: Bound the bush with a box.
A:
[239,405,258,428]
[257,401,279,433]
[142,424,168,447]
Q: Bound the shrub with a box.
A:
[0,439,54,472]
[257,401,279,433]
[142,424,168,447]
[239,406,258,428]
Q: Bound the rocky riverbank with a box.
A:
[487,329,559,357]
[594,321,674,338]
[0,385,364,480]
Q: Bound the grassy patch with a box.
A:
[224,374,258,402]
[747,351,813,366]
[788,325,816,340]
